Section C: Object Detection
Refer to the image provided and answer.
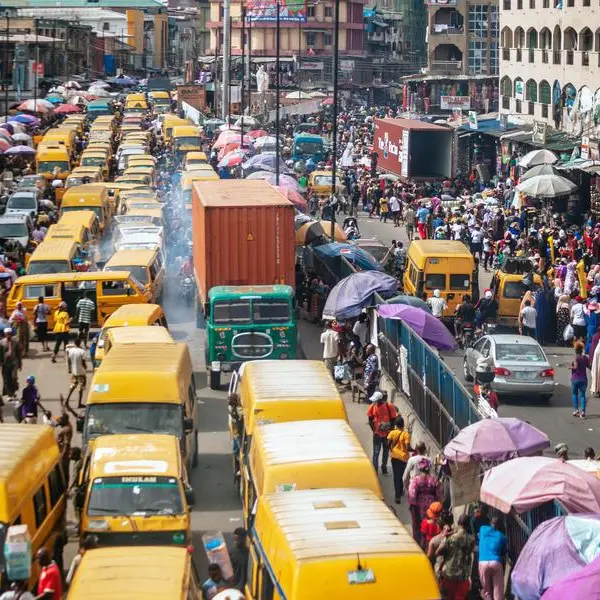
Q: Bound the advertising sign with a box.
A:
[532,120,547,145]
[176,84,207,111]
[440,95,470,110]
[401,128,409,178]
[468,110,478,130]
[581,135,590,160]
[373,119,405,177]
[247,0,306,22]
[302,60,323,70]
[515,80,524,100]
[340,60,355,72]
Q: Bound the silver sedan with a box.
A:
[464,334,554,399]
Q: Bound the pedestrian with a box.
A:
[482,232,493,271]
[367,390,397,475]
[478,517,507,600]
[571,296,587,342]
[362,344,381,399]
[585,446,596,460]
[387,415,411,504]
[51,301,71,362]
[416,203,429,239]
[403,441,428,489]
[470,224,484,260]
[571,341,590,419]
[427,289,447,318]
[379,194,389,223]
[34,295,51,351]
[389,193,400,227]
[320,321,338,376]
[229,527,249,591]
[408,457,441,546]
[66,535,98,587]
[405,203,416,241]
[420,501,443,550]
[64,337,88,410]
[554,442,569,462]
[0,580,35,600]
[75,293,95,348]
[56,412,73,483]
[202,564,229,600]
[17,375,47,424]
[0,327,21,402]
[438,514,475,600]
[519,299,537,338]
[9,302,29,357]
[352,313,369,348]
[427,514,453,582]
[35,547,63,600]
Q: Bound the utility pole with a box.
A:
[329,0,340,241]
[221,0,230,120]
[33,19,38,110]
[4,13,9,115]
[274,0,280,185]
[240,7,246,147]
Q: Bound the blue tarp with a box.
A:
[313,242,383,273]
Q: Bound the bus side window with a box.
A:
[33,485,48,529]
[246,546,259,597]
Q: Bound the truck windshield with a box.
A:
[295,140,323,156]
[38,161,70,173]
[28,260,70,275]
[213,300,251,324]
[0,223,28,238]
[175,137,201,147]
[88,476,183,516]
[253,300,291,323]
[85,403,183,440]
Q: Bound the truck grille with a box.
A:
[232,332,273,358]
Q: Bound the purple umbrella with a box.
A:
[541,555,600,600]
[377,303,457,351]
[4,145,35,155]
[443,417,550,463]
[242,153,289,174]
[512,515,600,600]
[0,123,14,134]
[9,114,39,124]
[323,271,398,320]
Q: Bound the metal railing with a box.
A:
[430,60,463,72]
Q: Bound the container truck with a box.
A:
[373,118,453,180]
[192,180,297,389]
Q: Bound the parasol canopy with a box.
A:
[481,456,600,514]
[54,104,82,115]
[569,460,600,479]
[295,220,346,246]
[385,294,431,312]
[541,555,600,600]
[4,145,35,155]
[254,135,278,148]
[11,133,31,143]
[443,417,550,463]
[0,139,11,152]
[511,515,600,600]
[313,242,383,272]
[323,271,398,320]
[321,97,334,106]
[520,164,560,181]
[377,304,457,351]
[17,100,50,113]
[87,86,111,97]
[217,150,247,168]
[64,80,82,89]
[246,129,268,138]
[285,90,312,100]
[517,174,578,198]
[273,185,307,211]
[518,148,558,168]
[242,153,287,174]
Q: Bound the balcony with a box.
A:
[430,25,464,36]
[430,60,463,72]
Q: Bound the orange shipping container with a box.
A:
[192,180,296,303]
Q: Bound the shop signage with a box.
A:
[514,80,524,101]
[302,61,323,70]
[468,110,478,130]
[340,60,355,72]
[581,135,590,160]
[440,95,470,110]
[401,128,409,178]
[176,84,207,111]
[532,120,547,145]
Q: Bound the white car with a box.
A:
[5,191,39,219]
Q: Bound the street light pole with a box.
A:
[329,0,340,241]
[221,0,231,120]
[275,0,281,186]
[241,6,246,148]
[33,19,38,111]
[4,14,9,116]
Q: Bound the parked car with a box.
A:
[0,213,33,248]
[5,190,39,219]
[463,334,554,400]
[16,174,48,196]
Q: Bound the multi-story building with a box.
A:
[206,0,368,88]
[499,1,598,136]
[399,0,499,114]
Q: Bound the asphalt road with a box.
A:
[351,208,600,457]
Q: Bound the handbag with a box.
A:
[564,324,574,341]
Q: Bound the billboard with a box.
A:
[440,95,470,110]
[247,0,306,22]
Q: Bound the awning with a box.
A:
[500,128,578,152]
[251,57,295,63]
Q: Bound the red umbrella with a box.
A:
[0,138,11,152]
[218,150,247,168]
[247,129,268,138]
[54,104,82,114]
[321,97,334,106]
[273,185,307,211]
[213,131,242,149]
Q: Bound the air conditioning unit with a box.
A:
[14,44,29,62]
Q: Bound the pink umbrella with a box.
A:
[481,456,600,514]
[17,100,50,113]
[0,139,11,152]
[213,131,242,149]
[54,104,82,114]
[321,97,334,106]
[247,129,268,138]
[273,185,307,211]
[218,150,246,168]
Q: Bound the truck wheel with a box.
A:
[209,369,220,390]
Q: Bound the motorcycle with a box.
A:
[461,322,475,349]
[180,276,195,306]
[482,320,497,336]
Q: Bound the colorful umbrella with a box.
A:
[295,220,345,246]
[11,133,31,143]
[87,86,111,97]
[45,95,64,104]
[323,271,398,321]
[10,114,39,125]
[273,185,307,211]
[217,150,247,168]
[89,80,110,88]
[4,145,35,154]
[385,294,431,312]
[64,80,82,89]
[0,130,12,141]
[313,242,383,272]
[443,418,550,463]
[321,97,334,106]
[107,75,137,86]
[247,129,268,138]
[569,460,600,479]
[54,104,82,114]
[541,555,600,600]
[213,131,242,149]
[481,456,600,514]
[17,100,50,113]
[0,139,11,152]
[68,96,89,106]
[248,172,298,191]
[0,123,14,134]
[377,304,457,351]
[511,515,600,600]
[254,135,278,148]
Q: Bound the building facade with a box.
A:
[499,2,599,136]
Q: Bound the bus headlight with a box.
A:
[87,519,109,531]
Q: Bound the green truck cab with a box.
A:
[205,285,297,389]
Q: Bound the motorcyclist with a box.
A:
[455,294,476,340]
[475,288,499,330]
[179,255,194,277]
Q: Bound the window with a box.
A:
[253,300,291,323]
[529,0,535,7]
[23,284,59,300]
[543,0,549,6]
[449,275,470,290]
[468,40,488,74]
[33,486,48,528]
[469,5,488,38]
[213,300,251,324]
[324,32,332,46]
[324,5,333,17]
[307,5,315,17]
[503,281,528,299]
[489,40,499,74]
[103,22,110,31]
[425,273,446,290]
[306,32,316,46]
[48,465,66,507]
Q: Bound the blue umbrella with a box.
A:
[385,294,431,313]
[45,95,64,104]
[242,153,290,175]
[10,114,39,124]
[313,243,383,273]
[107,76,137,86]
[323,271,398,321]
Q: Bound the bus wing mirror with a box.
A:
[183,417,194,432]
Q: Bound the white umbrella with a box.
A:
[235,116,259,129]
[88,86,111,97]
[90,80,110,89]
[68,95,89,106]
[12,132,32,142]
[517,174,578,198]
[254,135,278,148]
[49,86,67,95]
[64,80,81,89]
[520,164,559,181]
[285,90,312,100]
[309,91,327,98]
[518,149,558,168]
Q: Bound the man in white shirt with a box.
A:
[427,289,447,318]
[352,313,369,347]
[520,300,537,338]
[65,337,88,409]
[320,321,339,375]
[389,194,401,227]
[470,224,484,260]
